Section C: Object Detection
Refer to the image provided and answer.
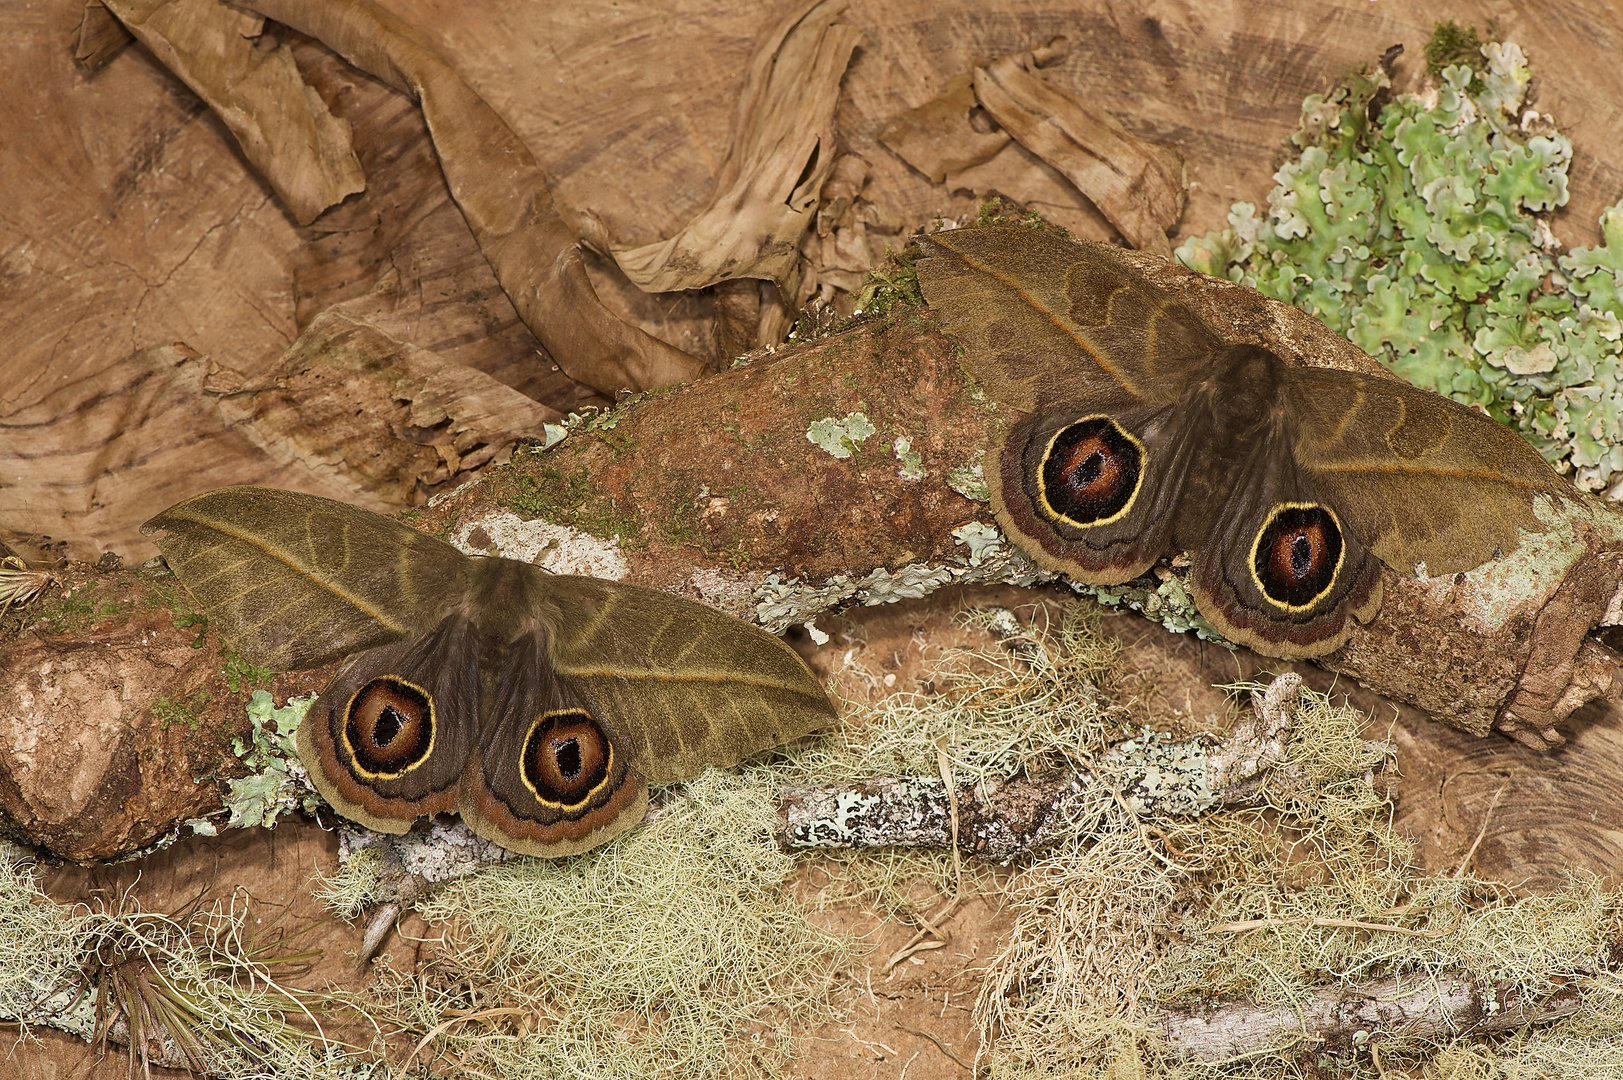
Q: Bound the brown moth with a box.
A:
[915,225,1576,658]
[142,487,836,856]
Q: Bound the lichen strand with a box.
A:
[488,316,996,594]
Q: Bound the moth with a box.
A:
[915,225,1576,658]
[143,487,836,856]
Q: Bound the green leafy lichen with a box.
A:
[1176,35,1623,494]
[196,691,318,835]
[805,411,876,458]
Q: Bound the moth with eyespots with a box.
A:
[916,225,1576,658]
[142,487,837,856]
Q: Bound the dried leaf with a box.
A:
[607,0,863,295]
[973,40,1187,255]
[101,0,365,225]
[241,0,707,394]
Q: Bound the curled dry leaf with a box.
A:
[880,37,1186,254]
[607,0,864,297]
[972,40,1186,256]
[99,0,365,225]
[240,0,707,394]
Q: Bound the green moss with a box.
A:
[505,465,644,544]
[1424,20,1490,88]
[31,581,133,633]
[151,686,210,731]
[1175,34,1623,492]
[220,652,272,694]
[660,486,702,548]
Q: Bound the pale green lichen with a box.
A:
[193,691,318,835]
[947,454,990,501]
[1081,573,1230,646]
[892,435,926,479]
[1176,34,1623,494]
[804,411,875,458]
[952,520,1005,565]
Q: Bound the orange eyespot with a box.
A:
[344,677,435,777]
[522,711,612,806]
[1251,505,1343,608]
[1037,417,1143,527]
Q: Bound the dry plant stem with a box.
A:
[1155,972,1583,1063]
[238,0,706,394]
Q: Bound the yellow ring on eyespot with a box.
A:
[1034,414,1147,530]
[1246,501,1346,613]
[340,676,437,780]
[519,708,616,810]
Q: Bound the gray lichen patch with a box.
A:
[805,411,876,458]
[750,541,1050,633]
[188,691,319,837]
[451,511,629,579]
[946,454,990,501]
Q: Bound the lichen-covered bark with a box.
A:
[0,563,332,861]
[5,290,1622,860]
[419,292,1623,750]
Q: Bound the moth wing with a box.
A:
[457,631,649,858]
[294,615,480,833]
[1188,422,1382,658]
[1283,367,1575,576]
[992,398,1201,584]
[142,486,475,670]
[533,574,838,783]
[915,225,1227,411]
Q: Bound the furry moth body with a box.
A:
[916,226,1576,658]
[143,487,837,856]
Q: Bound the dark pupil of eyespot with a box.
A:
[555,738,582,780]
[373,706,403,746]
[1071,451,1105,489]
[1040,418,1141,525]
[1290,534,1313,577]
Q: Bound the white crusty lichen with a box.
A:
[946,454,990,501]
[892,436,926,480]
[805,411,876,458]
[451,511,629,579]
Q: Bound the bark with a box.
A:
[1155,975,1583,1063]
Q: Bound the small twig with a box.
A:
[1454,781,1510,879]
[897,1024,975,1071]
[394,1007,529,1080]
[936,740,963,895]
[882,895,965,974]
[1205,915,1459,939]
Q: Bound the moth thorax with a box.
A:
[344,677,435,776]
[522,711,612,806]
[1206,344,1288,441]
[1250,504,1344,609]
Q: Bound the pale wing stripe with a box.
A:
[159,509,410,632]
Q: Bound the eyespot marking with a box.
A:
[1249,503,1345,610]
[521,710,613,808]
[343,677,435,778]
[1036,416,1145,528]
